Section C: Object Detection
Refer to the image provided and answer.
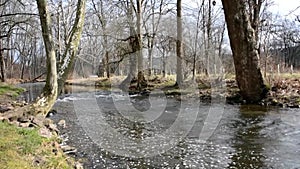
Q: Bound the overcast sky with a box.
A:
[184,0,300,19]
[270,0,300,17]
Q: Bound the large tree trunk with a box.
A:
[221,0,267,103]
[57,0,86,94]
[175,0,183,86]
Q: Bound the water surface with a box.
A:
[20,83,300,168]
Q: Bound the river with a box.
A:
[19,83,300,169]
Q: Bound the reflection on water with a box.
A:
[18,83,97,102]
[18,82,45,102]
[228,105,267,168]
[19,83,300,168]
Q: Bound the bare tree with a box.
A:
[0,0,37,82]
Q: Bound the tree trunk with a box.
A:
[162,49,166,78]
[120,1,137,90]
[57,0,86,94]
[192,6,202,81]
[92,0,110,79]
[104,34,110,78]
[136,0,146,90]
[207,0,212,75]
[221,0,267,103]
[176,0,183,86]
[0,41,5,82]
[33,0,58,116]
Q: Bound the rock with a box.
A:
[288,104,299,108]
[48,123,59,132]
[0,105,14,113]
[10,120,20,126]
[43,118,53,126]
[60,145,77,154]
[19,122,31,128]
[46,109,57,118]
[17,116,30,123]
[58,120,66,128]
[74,162,84,169]
[32,115,45,127]
[39,127,53,138]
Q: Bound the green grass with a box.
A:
[0,84,25,97]
[0,122,74,169]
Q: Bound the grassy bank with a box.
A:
[0,122,73,169]
[0,83,25,97]
[0,83,75,169]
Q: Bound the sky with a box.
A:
[270,0,300,17]
[185,0,300,19]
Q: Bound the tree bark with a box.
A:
[176,0,183,86]
[57,0,86,94]
[221,0,267,103]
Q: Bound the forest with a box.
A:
[1,0,300,168]
[1,0,300,102]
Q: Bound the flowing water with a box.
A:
[19,83,300,169]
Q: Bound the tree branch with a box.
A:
[0,13,38,18]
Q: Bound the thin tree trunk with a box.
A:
[221,0,267,103]
[192,6,202,81]
[0,40,5,82]
[136,0,146,90]
[207,0,212,75]
[103,31,110,78]
[176,0,183,86]
[20,60,25,80]
[162,49,166,78]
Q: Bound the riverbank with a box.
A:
[65,75,300,108]
[0,83,80,169]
